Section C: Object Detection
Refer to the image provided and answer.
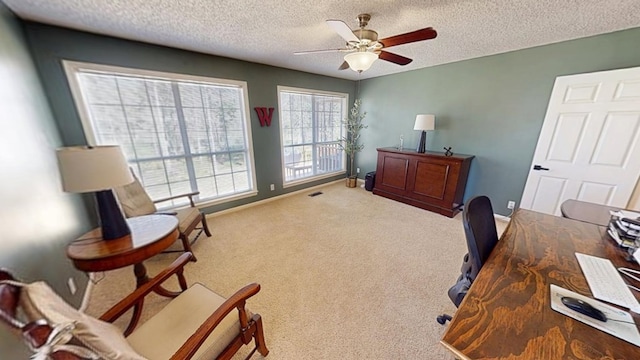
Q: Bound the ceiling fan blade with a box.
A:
[338,61,350,70]
[379,27,437,48]
[326,20,359,42]
[379,51,413,66]
[294,48,349,55]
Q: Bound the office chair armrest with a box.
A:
[99,252,194,326]
[169,283,261,360]
[153,192,200,207]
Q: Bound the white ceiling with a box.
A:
[4,0,640,80]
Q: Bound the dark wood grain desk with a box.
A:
[441,209,640,359]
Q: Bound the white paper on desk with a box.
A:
[550,284,640,347]
[633,248,640,265]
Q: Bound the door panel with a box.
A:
[521,67,640,215]
[590,113,640,167]
[547,113,589,162]
[530,177,567,214]
[577,182,616,204]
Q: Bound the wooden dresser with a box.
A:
[373,147,474,217]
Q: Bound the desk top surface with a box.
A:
[376,147,474,159]
[66,215,179,272]
[441,209,640,359]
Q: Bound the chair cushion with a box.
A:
[175,207,201,233]
[114,177,157,218]
[18,281,146,360]
[126,283,242,360]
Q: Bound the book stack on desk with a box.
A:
[608,210,640,248]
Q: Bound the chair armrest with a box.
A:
[153,192,200,207]
[99,252,194,324]
[169,283,260,360]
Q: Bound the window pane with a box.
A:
[279,89,346,184]
[193,155,214,177]
[216,174,234,195]
[179,83,203,107]
[213,153,231,174]
[233,171,250,191]
[230,152,247,172]
[68,63,255,205]
[197,177,217,197]
[78,74,120,105]
[117,78,148,106]
[152,107,184,156]
[146,80,175,107]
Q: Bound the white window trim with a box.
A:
[63,60,258,203]
[277,85,348,189]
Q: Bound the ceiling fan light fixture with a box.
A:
[344,52,378,72]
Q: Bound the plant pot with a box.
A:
[346,177,357,188]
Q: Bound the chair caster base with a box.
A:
[437,314,452,325]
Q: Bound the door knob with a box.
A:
[533,165,550,171]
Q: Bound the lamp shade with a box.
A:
[414,114,435,131]
[56,145,134,193]
[344,52,378,72]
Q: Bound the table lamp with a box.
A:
[414,114,435,153]
[56,145,134,240]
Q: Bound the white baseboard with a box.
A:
[208,179,345,218]
[494,214,512,222]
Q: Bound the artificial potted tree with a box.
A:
[339,99,367,188]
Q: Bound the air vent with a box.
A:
[308,191,323,197]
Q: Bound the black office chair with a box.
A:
[437,195,500,324]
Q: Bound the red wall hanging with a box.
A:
[254,107,274,127]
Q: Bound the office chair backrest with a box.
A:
[443,195,500,313]
[463,195,499,282]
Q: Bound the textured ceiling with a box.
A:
[4,0,640,80]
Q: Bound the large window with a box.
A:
[64,61,256,207]
[278,86,347,186]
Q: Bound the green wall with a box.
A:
[0,4,92,357]
[23,22,356,214]
[358,27,640,215]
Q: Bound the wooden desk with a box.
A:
[441,209,640,359]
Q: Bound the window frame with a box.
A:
[277,85,348,188]
[63,60,258,207]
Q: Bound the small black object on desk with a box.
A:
[561,296,607,322]
[444,147,453,156]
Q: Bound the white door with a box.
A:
[520,67,640,216]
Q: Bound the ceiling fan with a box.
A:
[295,14,437,72]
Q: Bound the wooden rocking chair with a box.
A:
[0,253,269,359]
[113,171,212,261]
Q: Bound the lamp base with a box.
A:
[416,130,427,153]
[95,190,130,240]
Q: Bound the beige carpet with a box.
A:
[85,181,508,359]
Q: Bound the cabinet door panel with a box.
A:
[411,159,461,207]
[379,155,409,191]
[413,161,450,200]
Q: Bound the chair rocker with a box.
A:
[0,252,269,360]
[114,172,212,261]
